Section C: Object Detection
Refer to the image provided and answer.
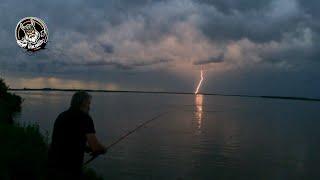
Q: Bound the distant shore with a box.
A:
[9,88,320,102]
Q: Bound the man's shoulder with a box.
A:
[57,109,70,118]
[56,108,92,122]
[80,111,93,121]
[55,109,77,123]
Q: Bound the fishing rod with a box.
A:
[84,111,171,165]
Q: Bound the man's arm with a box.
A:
[86,133,107,154]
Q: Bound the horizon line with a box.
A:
[8,87,320,102]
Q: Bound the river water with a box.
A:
[15,91,320,179]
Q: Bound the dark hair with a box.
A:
[70,91,91,110]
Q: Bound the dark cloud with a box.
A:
[131,58,171,67]
[297,0,320,18]
[1,0,318,70]
[81,58,170,69]
[193,54,224,65]
[99,43,114,54]
[1,0,320,96]
[86,61,132,70]
[199,0,310,43]
[198,0,272,13]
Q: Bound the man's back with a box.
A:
[48,108,95,173]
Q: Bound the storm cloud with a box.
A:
[1,0,320,96]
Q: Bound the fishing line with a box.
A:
[84,110,172,165]
[83,103,231,165]
[51,100,207,166]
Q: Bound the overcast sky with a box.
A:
[1,0,320,97]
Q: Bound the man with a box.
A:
[48,91,106,179]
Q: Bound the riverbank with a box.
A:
[0,78,103,180]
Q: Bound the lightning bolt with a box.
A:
[195,69,204,94]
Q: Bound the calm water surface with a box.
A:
[15,91,320,179]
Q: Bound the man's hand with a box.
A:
[84,145,92,153]
[85,145,107,154]
[86,133,107,155]
[90,148,108,156]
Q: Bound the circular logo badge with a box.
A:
[15,17,48,51]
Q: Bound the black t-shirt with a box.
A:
[48,108,95,172]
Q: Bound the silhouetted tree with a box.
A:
[0,78,22,124]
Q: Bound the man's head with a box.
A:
[70,91,92,113]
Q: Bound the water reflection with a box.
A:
[194,94,204,131]
[16,92,320,179]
